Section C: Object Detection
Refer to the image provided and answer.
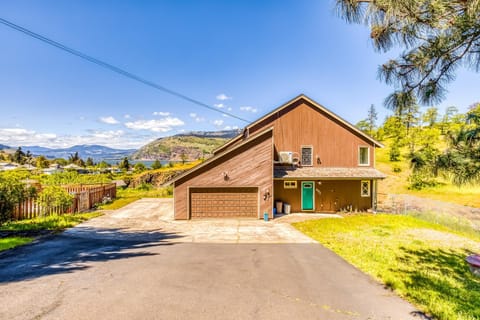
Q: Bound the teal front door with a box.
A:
[301,181,314,211]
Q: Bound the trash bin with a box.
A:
[263,212,269,222]
[272,207,277,217]
[275,201,283,214]
[284,203,291,214]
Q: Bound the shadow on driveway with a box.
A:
[0,226,182,284]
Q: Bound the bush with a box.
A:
[136,182,152,191]
[37,186,74,216]
[408,171,438,190]
[0,176,28,225]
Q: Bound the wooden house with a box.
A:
[171,94,385,219]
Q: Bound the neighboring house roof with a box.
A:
[214,94,384,154]
[274,167,386,179]
[167,127,274,185]
[63,164,81,169]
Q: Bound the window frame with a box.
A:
[358,146,370,166]
[284,181,297,189]
[360,180,371,197]
[300,145,313,167]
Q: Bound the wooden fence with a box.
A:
[13,183,116,220]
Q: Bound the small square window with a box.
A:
[284,181,297,189]
[361,180,370,197]
[359,146,370,166]
[301,146,313,166]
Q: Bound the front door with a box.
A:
[301,181,314,211]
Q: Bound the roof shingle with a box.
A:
[274,166,386,179]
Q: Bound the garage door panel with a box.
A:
[190,187,258,218]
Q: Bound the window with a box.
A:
[301,146,313,166]
[361,180,370,197]
[284,181,297,189]
[359,146,370,166]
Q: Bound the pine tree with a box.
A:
[337,0,480,111]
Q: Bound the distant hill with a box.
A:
[20,145,136,161]
[0,144,11,150]
[132,129,241,161]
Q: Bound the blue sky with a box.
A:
[0,1,478,149]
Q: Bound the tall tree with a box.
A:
[151,159,162,170]
[68,152,80,164]
[423,106,439,127]
[85,157,95,167]
[437,103,480,184]
[118,157,130,171]
[336,0,480,110]
[13,147,26,164]
[367,104,378,136]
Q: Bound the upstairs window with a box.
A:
[359,146,370,166]
[301,146,313,166]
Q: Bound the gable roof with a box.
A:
[214,94,384,154]
[166,127,273,186]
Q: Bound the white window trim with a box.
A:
[358,146,370,166]
[301,145,313,167]
[284,181,297,189]
[361,180,371,197]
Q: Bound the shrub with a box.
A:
[0,176,28,225]
[136,182,152,191]
[392,165,402,173]
[37,186,74,216]
[408,171,438,190]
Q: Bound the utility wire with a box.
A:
[0,17,250,123]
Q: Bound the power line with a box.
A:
[0,17,250,123]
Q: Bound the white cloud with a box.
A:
[189,113,205,122]
[153,111,170,116]
[0,127,153,149]
[216,93,232,101]
[212,119,224,128]
[99,116,119,124]
[125,117,184,132]
[227,107,232,111]
[79,116,86,121]
[124,114,131,119]
[214,103,225,109]
[240,106,258,113]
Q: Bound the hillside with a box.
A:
[132,130,240,161]
[375,140,480,208]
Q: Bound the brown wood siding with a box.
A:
[216,99,375,167]
[190,187,258,218]
[174,131,273,219]
[274,179,372,213]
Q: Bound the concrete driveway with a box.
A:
[0,198,424,320]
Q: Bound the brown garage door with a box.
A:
[189,187,258,218]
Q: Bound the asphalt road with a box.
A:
[0,200,424,320]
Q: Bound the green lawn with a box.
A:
[294,214,480,320]
[0,212,102,252]
[98,187,172,210]
[1,212,103,232]
[0,237,33,252]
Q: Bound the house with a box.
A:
[0,162,19,171]
[170,94,385,220]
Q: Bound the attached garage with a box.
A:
[172,128,273,220]
[189,187,258,218]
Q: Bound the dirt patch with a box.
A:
[378,193,480,230]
